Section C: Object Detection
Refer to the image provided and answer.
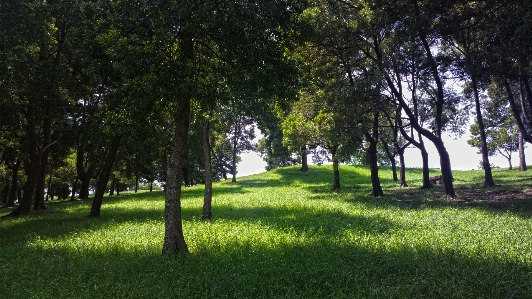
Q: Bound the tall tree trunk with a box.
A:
[34,105,52,210]
[202,121,213,221]
[365,112,383,197]
[331,145,340,191]
[300,146,309,172]
[472,76,495,187]
[89,136,121,217]
[9,106,41,216]
[162,34,193,254]
[163,95,191,254]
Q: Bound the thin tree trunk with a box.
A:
[331,145,340,191]
[135,174,139,193]
[365,112,383,197]
[398,148,408,187]
[300,146,309,172]
[519,129,527,171]
[379,135,397,181]
[45,169,53,201]
[202,121,213,221]
[472,76,495,187]
[231,136,238,182]
[89,136,121,217]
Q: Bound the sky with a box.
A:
[236,133,532,177]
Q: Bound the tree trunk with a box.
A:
[231,136,238,182]
[70,178,78,201]
[397,146,408,187]
[89,136,121,217]
[109,175,116,196]
[163,95,191,254]
[366,112,383,197]
[162,35,193,254]
[45,169,53,201]
[2,180,9,204]
[379,135,397,181]
[331,145,340,191]
[300,146,309,172]
[519,129,527,171]
[135,174,139,193]
[7,162,19,207]
[472,76,495,187]
[202,121,213,221]
[34,105,52,210]
[9,106,41,216]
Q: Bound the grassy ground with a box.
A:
[1,165,532,298]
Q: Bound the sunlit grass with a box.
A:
[1,165,532,298]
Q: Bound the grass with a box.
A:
[1,165,532,298]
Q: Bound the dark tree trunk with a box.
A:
[398,150,408,187]
[78,172,92,200]
[9,106,41,216]
[202,121,213,221]
[76,146,96,200]
[163,95,191,253]
[162,35,193,254]
[365,112,383,197]
[231,136,238,182]
[472,76,495,187]
[70,178,78,201]
[149,182,153,192]
[331,145,340,191]
[45,169,53,201]
[116,181,120,196]
[109,175,116,196]
[507,78,531,143]
[400,124,432,189]
[519,129,527,171]
[300,146,309,172]
[379,135,397,181]
[34,106,52,210]
[7,162,19,206]
[135,174,139,193]
[2,180,9,204]
[89,136,121,217]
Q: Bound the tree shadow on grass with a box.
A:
[3,231,530,299]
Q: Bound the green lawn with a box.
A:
[1,165,532,298]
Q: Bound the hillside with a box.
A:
[1,165,531,298]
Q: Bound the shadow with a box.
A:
[2,230,530,298]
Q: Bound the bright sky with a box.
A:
[236,133,532,177]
